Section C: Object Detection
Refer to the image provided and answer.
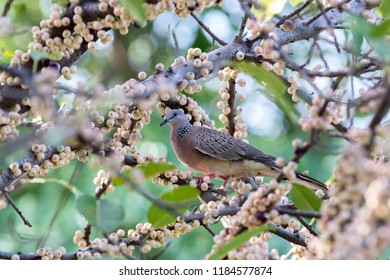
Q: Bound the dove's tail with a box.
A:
[293,172,329,194]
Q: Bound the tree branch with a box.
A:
[0,145,56,190]
[277,206,322,219]
[268,223,307,247]
[226,78,236,136]
[0,188,32,227]
[238,0,256,20]
[366,85,390,152]
[1,0,14,17]
[296,215,319,236]
[275,0,314,27]
[190,11,227,46]
[271,0,368,46]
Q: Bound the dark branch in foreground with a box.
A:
[277,206,321,219]
[296,215,320,237]
[268,224,307,247]
[0,206,240,260]
[366,85,390,152]
[1,0,14,17]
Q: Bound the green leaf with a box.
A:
[372,20,390,37]
[29,50,49,61]
[76,195,97,225]
[97,199,125,232]
[252,0,287,21]
[237,62,286,94]
[119,0,146,23]
[111,175,125,186]
[111,162,176,186]
[325,174,335,186]
[350,16,390,63]
[160,185,199,202]
[379,0,390,19]
[148,186,199,228]
[351,20,363,55]
[148,204,176,229]
[237,61,298,123]
[138,162,176,178]
[29,50,49,73]
[49,51,63,61]
[208,226,270,260]
[290,184,322,211]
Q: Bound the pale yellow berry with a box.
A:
[138,71,147,80]
[141,244,151,253]
[22,162,31,171]
[155,63,164,71]
[88,42,99,52]
[200,182,208,191]
[9,162,18,170]
[200,68,209,77]
[193,59,202,68]
[236,51,245,60]
[237,78,246,87]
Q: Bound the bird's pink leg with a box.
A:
[219,177,230,190]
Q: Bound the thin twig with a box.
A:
[202,224,215,236]
[95,178,111,199]
[1,0,14,17]
[235,14,248,42]
[118,173,180,216]
[275,131,320,183]
[301,40,316,67]
[83,224,92,245]
[190,11,227,46]
[296,215,319,236]
[226,78,236,136]
[277,206,321,218]
[276,0,314,27]
[305,0,351,26]
[314,0,341,53]
[0,188,32,227]
[168,25,181,58]
[238,0,256,20]
[305,5,333,25]
[83,167,112,245]
[348,57,355,126]
[268,224,307,247]
[323,131,352,142]
[314,42,329,69]
[150,242,171,260]
[366,85,390,152]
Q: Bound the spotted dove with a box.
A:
[160,109,328,193]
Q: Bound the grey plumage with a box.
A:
[161,109,328,193]
[195,126,277,166]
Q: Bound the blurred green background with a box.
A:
[0,0,344,259]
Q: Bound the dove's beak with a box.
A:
[160,119,169,126]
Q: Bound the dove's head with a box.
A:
[160,109,188,127]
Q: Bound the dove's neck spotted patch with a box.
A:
[177,122,192,139]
